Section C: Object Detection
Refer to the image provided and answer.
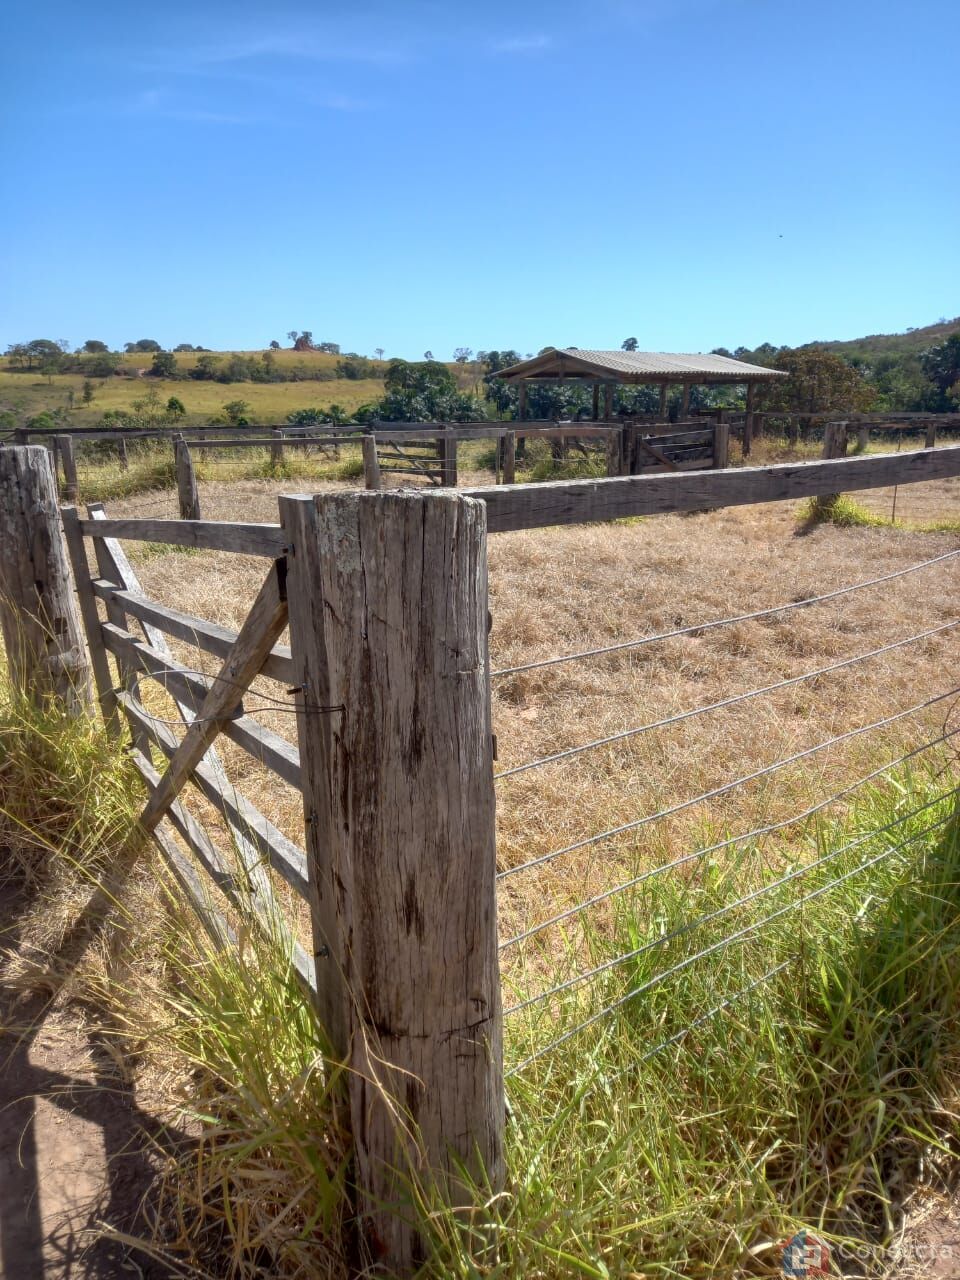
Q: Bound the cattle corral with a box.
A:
[3,439,960,1275]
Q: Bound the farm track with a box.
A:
[0,885,178,1279]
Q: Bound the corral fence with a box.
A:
[18,418,733,518]
[2,440,960,1272]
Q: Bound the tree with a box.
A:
[287,407,330,426]
[423,350,434,360]
[375,347,385,361]
[124,338,162,353]
[82,352,119,377]
[81,380,95,405]
[269,340,281,350]
[222,399,251,426]
[166,396,186,417]
[921,335,960,406]
[453,347,474,363]
[174,342,200,352]
[318,341,340,355]
[621,337,639,352]
[148,350,178,378]
[291,331,314,352]
[82,339,109,354]
[190,354,221,380]
[287,331,299,344]
[762,347,876,415]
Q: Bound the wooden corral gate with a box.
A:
[6,440,960,1272]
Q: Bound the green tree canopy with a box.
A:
[762,347,876,414]
[148,351,178,378]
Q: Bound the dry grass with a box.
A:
[95,473,960,999]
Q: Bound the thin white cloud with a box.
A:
[491,34,553,53]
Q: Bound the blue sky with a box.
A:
[1,0,957,359]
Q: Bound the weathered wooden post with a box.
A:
[118,436,129,471]
[502,430,516,484]
[925,421,937,449]
[361,434,382,490]
[815,421,849,515]
[856,424,870,452]
[0,446,92,713]
[713,419,730,469]
[279,489,504,1274]
[271,428,285,468]
[605,426,623,476]
[174,435,201,520]
[822,421,849,460]
[56,434,79,502]
[438,426,458,486]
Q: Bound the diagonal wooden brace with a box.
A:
[138,558,289,834]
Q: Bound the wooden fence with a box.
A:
[4,439,960,1271]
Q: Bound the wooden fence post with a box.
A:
[0,446,92,713]
[823,421,849,460]
[609,427,624,478]
[925,421,937,449]
[856,425,870,452]
[118,436,129,471]
[713,420,730,469]
[278,489,504,1274]
[502,430,516,484]
[56,434,79,502]
[361,434,382,489]
[271,428,285,468]
[174,435,201,520]
[438,426,458,486]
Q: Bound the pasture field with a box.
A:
[0,347,486,426]
[4,448,960,1276]
[0,368,388,425]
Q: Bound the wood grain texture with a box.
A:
[136,561,289,834]
[55,435,78,502]
[91,580,294,684]
[119,689,309,900]
[101,622,302,789]
[78,517,287,556]
[361,435,381,490]
[128,733,314,991]
[461,444,960,532]
[174,438,202,521]
[0,447,91,711]
[279,490,503,1272]
[60,506,119,729]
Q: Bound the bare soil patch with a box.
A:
[0,884,182,1279]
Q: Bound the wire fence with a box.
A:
[495,544,960,1080]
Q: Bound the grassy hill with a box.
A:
[0,346,490,428]
[804,316,960,361]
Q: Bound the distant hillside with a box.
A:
[802,317,960,361]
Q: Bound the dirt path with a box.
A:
[0,886,180,1279]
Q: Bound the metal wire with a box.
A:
[493,547,960,679]
[504,787,958,1019]
[505,806,956,1075]
[498,687,960,884]
[639,958,794,1064]
[496,618,960,780]
[499,725,960,949]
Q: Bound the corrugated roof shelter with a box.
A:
[489,346,787,420]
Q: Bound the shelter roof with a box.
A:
[491,348,787,384]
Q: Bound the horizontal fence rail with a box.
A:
[463,442,960,531]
